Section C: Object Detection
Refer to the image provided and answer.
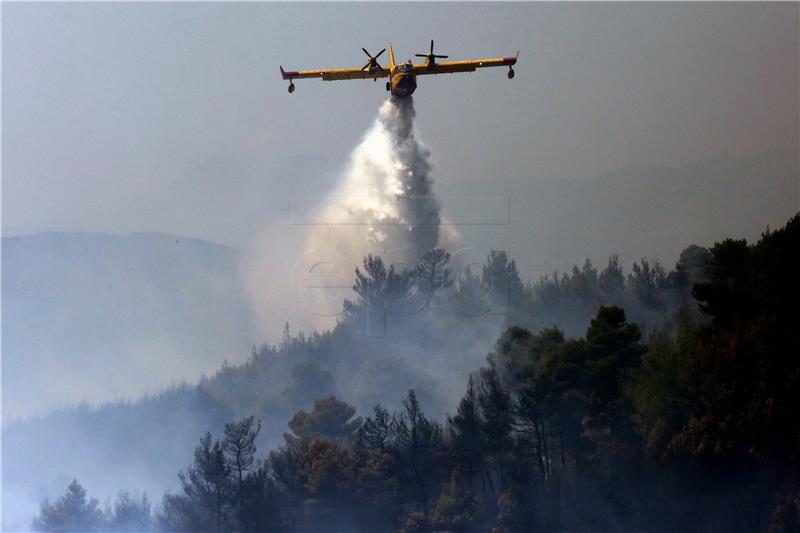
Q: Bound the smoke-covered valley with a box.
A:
[2,93,798,530]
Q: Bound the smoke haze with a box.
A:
[2,3,799,531]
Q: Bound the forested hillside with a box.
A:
[6,229,704,529]
[24,214,800,532]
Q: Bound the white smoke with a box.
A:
[243,96,458,339]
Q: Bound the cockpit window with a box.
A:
[400,64,413,73]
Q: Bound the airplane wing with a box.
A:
[281,66,388,82]
[412,53,518,76]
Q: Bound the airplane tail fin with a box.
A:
[388,43,396,69]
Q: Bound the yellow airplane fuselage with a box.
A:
[389,64,418,98]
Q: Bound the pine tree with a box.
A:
[223,416,261,530]
[31,479,104,532]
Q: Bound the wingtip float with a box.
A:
[280,41,518,97]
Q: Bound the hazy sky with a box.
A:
[3,2,798,247]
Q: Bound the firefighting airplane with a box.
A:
[280,41,518,97]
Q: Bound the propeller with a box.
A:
[415,40,449,63]
[361,47,386,72]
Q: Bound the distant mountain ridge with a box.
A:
[440,149,799,279]
[2,231,258,424]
